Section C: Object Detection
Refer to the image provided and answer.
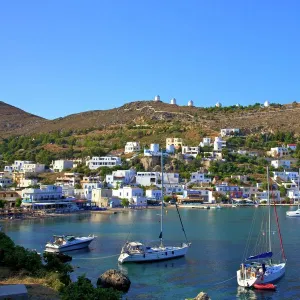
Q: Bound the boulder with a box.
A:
[194,292,211,300]
[97,269,131,292]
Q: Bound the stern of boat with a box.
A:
[237,270,258,287]
[118,252,130,264]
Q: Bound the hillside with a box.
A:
[1,100,300,138]
[0,101,46,137]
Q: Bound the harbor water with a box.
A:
[2,206,300,299]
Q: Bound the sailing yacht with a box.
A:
[118,154,191,264]
[286,169,300,217]
[236,167,286,287]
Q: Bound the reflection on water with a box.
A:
[2,207,300,299]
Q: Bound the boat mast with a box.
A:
[267,166,271,253]
[160,152,164,247]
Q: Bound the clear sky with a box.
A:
[1,0,300,119]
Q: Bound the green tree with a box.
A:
[15,198,22,207]
[121,198,129,207]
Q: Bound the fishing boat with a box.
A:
[286,169,300,217]
[118,154,191,264]
[236,167,286,287]
[45,234,95,253]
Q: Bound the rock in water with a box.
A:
[194,292,211,300]
[97,269,131,292]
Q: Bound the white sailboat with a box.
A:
[286,169,300,217]
[118,154,191,264]
[236,167,286,287]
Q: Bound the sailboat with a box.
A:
[286,168,300,217]
[236,167,286,287]
[118,154,191,264]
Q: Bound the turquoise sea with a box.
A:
[2,206,300,300]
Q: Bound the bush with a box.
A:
[60,275,122,300]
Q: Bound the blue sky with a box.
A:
[1,0,300,119]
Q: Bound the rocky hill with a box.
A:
[1,100,300,138]
[0,101,46,137]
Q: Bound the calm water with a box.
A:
[2,206,300,300]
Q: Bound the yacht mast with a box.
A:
[160,152,164,247]
[267,166,271,253]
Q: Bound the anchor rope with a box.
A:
[73,253,120,260]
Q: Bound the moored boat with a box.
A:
[45,234,95,253]
[254,283,276,290]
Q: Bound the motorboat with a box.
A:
[45,234,95,253]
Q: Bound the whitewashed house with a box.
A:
[144,144,162,156]
[239,186,258,198]
[105,169,136,188]
[199,137,212,147]
[23,163,45,173]
[22,185,63,202]
[76,183,103,201]
[273,171,299,182]
[4,166,13,173]
[136,172,179,186]
[182,146,199,158]
[18,178,38,188]
[287,189,300,202]
[255,190,281,203]
[146,189,162,200]
[182,189,214,203]
[86,156,122,169]
[52,160,74,172]
[220,128,240,137]
[163,184,184,195]
[0,176,12,188]
[271,160,291,169]
[112,186,144,201]
[214,137,226,151]
[11,161,33,171]
[190,171,211,183]
[125,142,141,154]
[269,147,289,158]
[287,144,297,151]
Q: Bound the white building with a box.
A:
[11,160,33,172]
[52,160,74,172]
[273,171,299,182]
[125,142,141,154]
[4,166,13,173]
[188,100,194,107]
[215,102,222,107]
[170,98,176,105]
[154,95,161,102]
[287,144,297,151]
[136,172,179,186]
[271,160,291,169]
[105,169,136,188]
[255,190,280,203]
[22,185,63,202]
[76,183,103,201]
[166,144,175,154]
[112,186,144,200]
[190,171,211,183]
[199,137,212,147]
[144,144,162,156]
[146,189,162,200]
[182,146,199,158]
[23,163,45,173]
[220,128,240,137]
[214,137,226,151]
[19,178,38,188]
[264,100,270,107]
[269,147,289,158]
[0,177,12,188]
[166,138,183,149]
[287,189,300,202]
[86,156,122,169]
[182,189,214,203]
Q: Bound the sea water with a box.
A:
[2,207,300,299]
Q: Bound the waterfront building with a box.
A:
[106,169,136,188]
[181,189,214,203]
[0,191,21,208]
[287,189,300,202]
[22,185,63,201]
[239,186,258,198]
[125,142,141,154]
[182,146,199,158]
[92,188,112,207]
[145,189,162,200]
[271,160,291,169]
[255,190,280,203]
[52,160,74,172]
[215,182,239,195]
[75,183,102,201]
[112,186,144,201]
[86,156,122,169]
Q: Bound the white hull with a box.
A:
[45,237,94,253]
[118,244,189,264]
[237,263,286,287]
[286,209,300,217]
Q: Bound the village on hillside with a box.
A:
[1,117,300,217]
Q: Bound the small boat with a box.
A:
[45,235,95,253]
[254,283,277,290]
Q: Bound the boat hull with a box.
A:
[286,209,300,217]
[118,245,189,264]
[237,263,286,287]
[45,238,94,253]
[254,283,276,290]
